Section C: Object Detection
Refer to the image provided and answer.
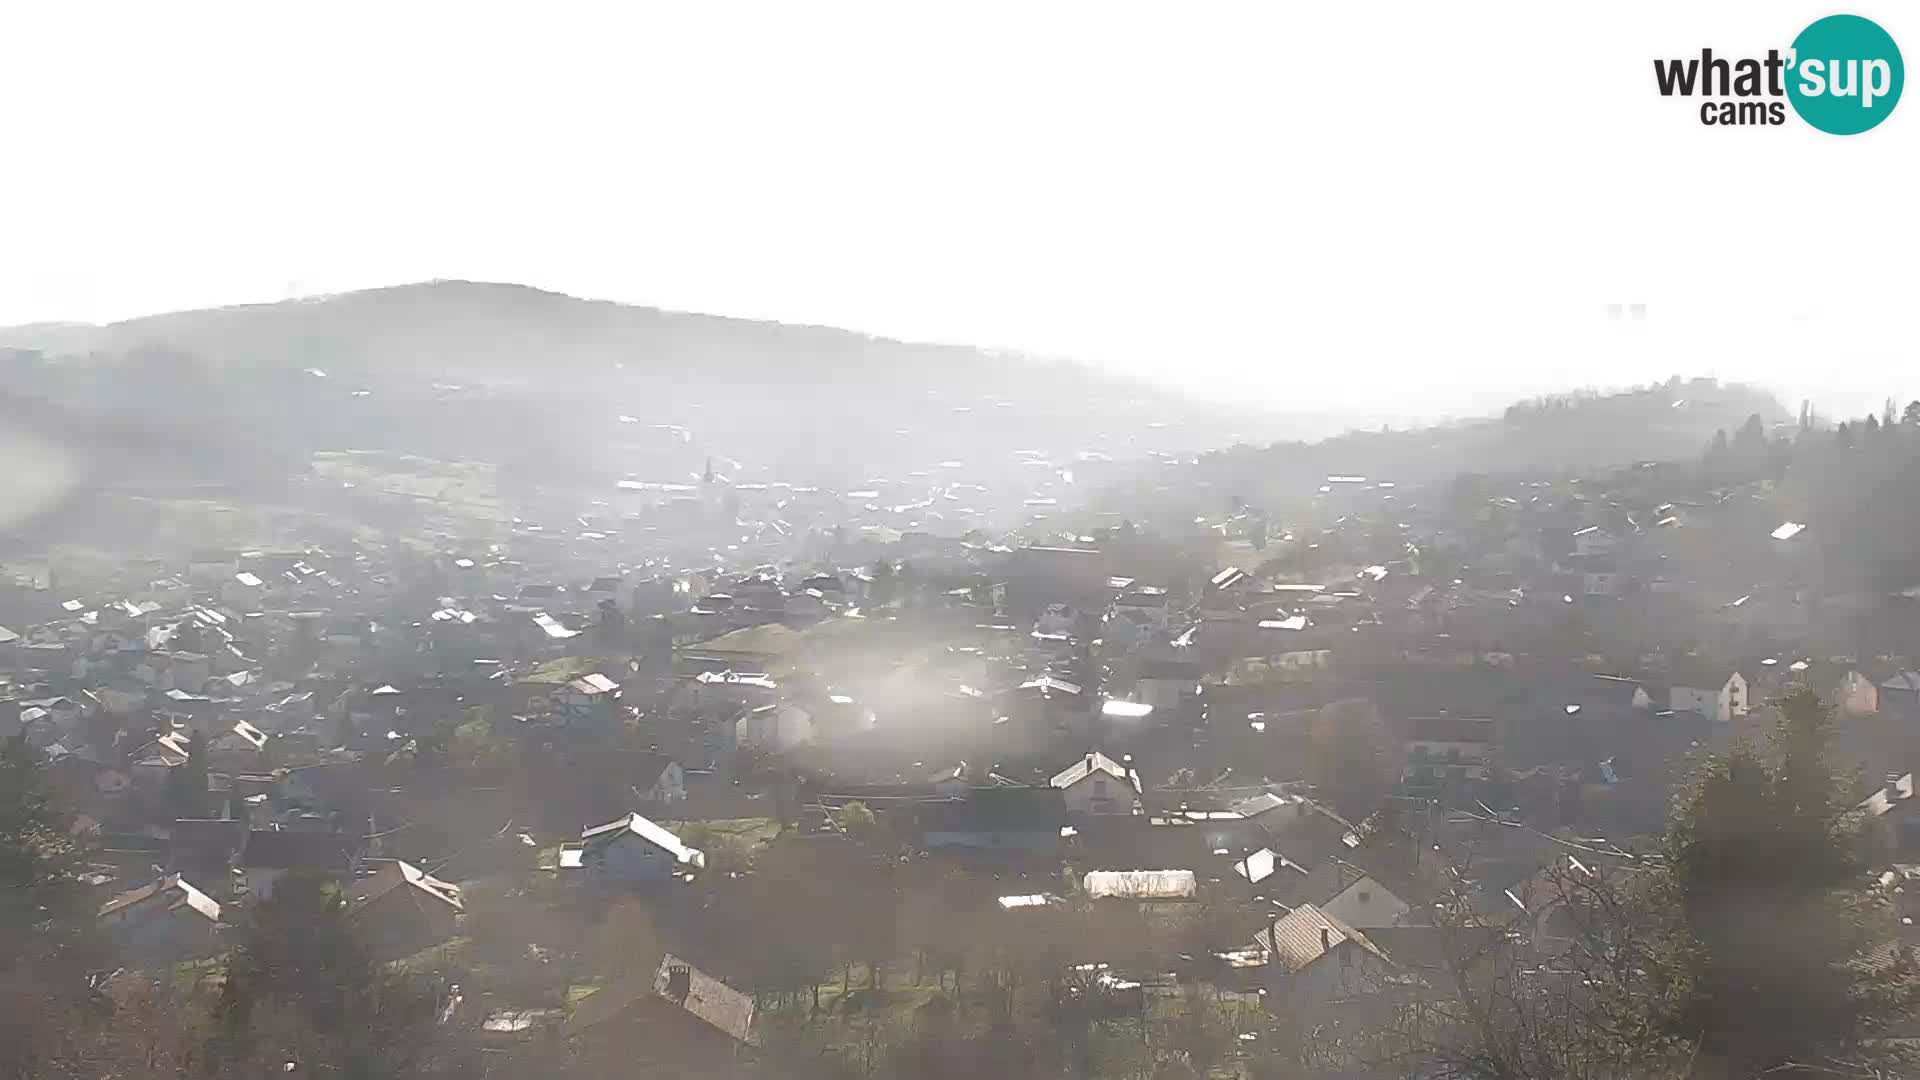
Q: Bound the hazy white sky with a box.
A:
[2,2,1914,418]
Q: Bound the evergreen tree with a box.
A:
[1,737,95,1080]
[1703,429,1730,473]
[1649,689,1918,1076]
[210,874,449,1078]
[0,738,85,971]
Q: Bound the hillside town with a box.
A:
[9,379,1920,1078]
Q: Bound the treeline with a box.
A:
[1139,378,1786,521]
[1691,398,1920,593]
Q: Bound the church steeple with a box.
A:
[702,456,714,485]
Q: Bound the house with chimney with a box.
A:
[565,953,755,1072]
[1668,669,1749,724]
[1255,902,1392,1007]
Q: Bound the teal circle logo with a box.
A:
[1787,14,1903,134]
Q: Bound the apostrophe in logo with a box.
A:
[1787,14,1903,134]
[1652,13,1902,134]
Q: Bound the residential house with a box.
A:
[565,954,755,1072]
[1399,715,1495,787]
[156,689,225,736]
[629,753,687,806]
[555,673,621,722]
[1002,674,1088,740]
[737,702,813,753]
[1112,589,1175,633]
[1034,602,1080,638]
[133,651,212,692]
[240,829,361,899]
[1051,751,1143,815]
[1201,566,1253,619]
[1255,903,1391,1006]
[1581,565,1623,598]
[1583,673,1654,711]
[807,693,877,742]
[98,874,224,959]
[1572,526,1618,557]
[1669,670,1749,723]
[206,720,269,772]
[1853,773,1920,863]
[920,786,1067,856]
[583,575,626,611]
[1834,669,1880,716]
[221,571,272,611]
[1880,672,1920,716]
[348,859,465,959]
[1131,657,1203,713]
[578,812,706,885]
[130,732,193,791]
[1276,860,1413,929]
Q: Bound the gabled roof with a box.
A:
[1882,672,1920,693]
[579,812,705,867]
[139,732,192,766]
[1051,751,1141,792]
[1254,902,1385,973]
[1230,847,1309,886]
[219,720,268,751]
[99,873,222,923]
[567,673,620,695]
[349,859,464,914]
[1277,859,1380,910]
[565,953,755,1044]
[1856,774,1917,819]
[1227,792,1294,819]
[652,952,758,1042]
[628,752,677,785]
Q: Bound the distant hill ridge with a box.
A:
[0,280,1044,382]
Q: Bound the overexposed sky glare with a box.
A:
[2,2,1914,419]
